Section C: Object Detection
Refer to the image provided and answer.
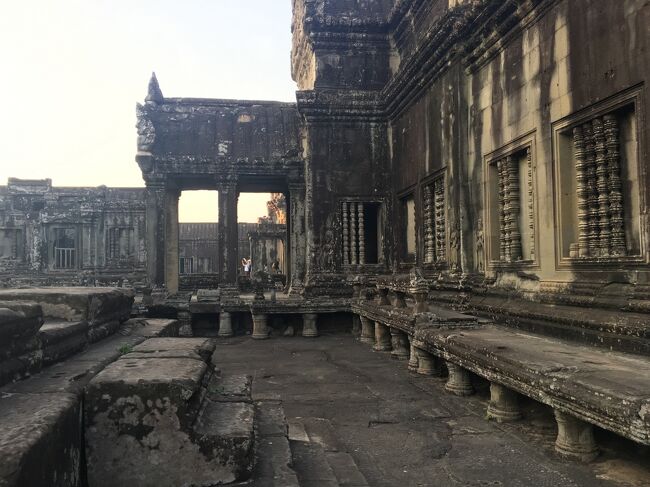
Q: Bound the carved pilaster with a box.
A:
[358,202,366,265]
[573,127,590,257]
[593,118,611,256]
[583,124,599,256]
[434,177,446,263]
[604,115,626,256]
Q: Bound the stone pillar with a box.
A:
[252,313,270,340]
[408,341,419,372]
[487,383,521,422]
[218,311,234,338]
[373,322,392,352]
[445,362,474,396]
[288,183,306,295]
[302,313,318,338]
[218,183,239,287]
[145,182,166,287]
[390,329,409,360]
[164,187,180,294]
[553,410,599,462]
[359,316,374,344]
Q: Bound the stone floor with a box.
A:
[215,334,650,487]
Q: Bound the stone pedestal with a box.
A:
[445,362,474,396]
[554,410,599,462]
[302,313,318,338]
[487,383,521,422]
[390,329,409,360]
[359,316,374,344]
[373,322,392,352]
[218,312,234,338]
[408,341,419,372]
[252,313,270,340]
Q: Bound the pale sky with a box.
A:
[0,0,296,222]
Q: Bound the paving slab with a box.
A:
[214,335,649,487]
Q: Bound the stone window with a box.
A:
[399,194,416,262]
[0,228,23,260]
[553,90,643,266]
[107,227,134,260]
[53,228,77,269]
[180,257,194,274]
[422,175,446,264]
[341,201,382,266]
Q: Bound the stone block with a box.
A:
[39,321,88,366]
[206,373,252,403]
[0,392,82,487]
[124,337,216,362]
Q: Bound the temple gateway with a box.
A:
[1,1,650,486]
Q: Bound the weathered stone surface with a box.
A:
[0,392,82,487]
[85,338,253,486]
[206,373,252,403]
[39,321,88,366]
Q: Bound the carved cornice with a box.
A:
[296,89,385,123]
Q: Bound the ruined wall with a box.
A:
[0,179,147,286]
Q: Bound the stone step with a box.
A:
[289,418,369,487]
[301,418,369,487]
[250,400,300,487]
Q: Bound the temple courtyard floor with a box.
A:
[215,333,650,487]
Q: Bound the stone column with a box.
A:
[164,187,180,294]
[408,340,419,372]
[218,311,234,338]
[553,410,599,462]
[359,316,374,344]
[302,313,318,338]
[487,383,521,422]
[445,362,474,396]
[218,183,239,288]
[145,181,166,287]
[288,183,306,295]
[390,329,409,360]
[252,313,270,340]
[373,322,392,352]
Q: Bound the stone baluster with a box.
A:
[507,155,522,261]
[302,313,318,338]
[593,118,611,256]
[487,383,521,422]
[573,126,590,257]
[583,124,599,256]
[252,313,270,340]
[434,178,446,263]
[604,114,626,256]
[424,184,435,263]
[408,341,419,372]
[373,322,392,352]
[342,202,349,265]
[390,329,409,360]
[497,159,507,262]
[359,316,375,344]
[350,202,358,265]
[553,410,599,462]
[218,311,234,338]
[358,202,365,265]
[445,362,474,396]
[526,148,535,261]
